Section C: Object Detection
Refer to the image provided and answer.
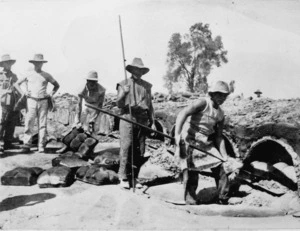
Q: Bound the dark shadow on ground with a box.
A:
[0,149,35,159]
[196,186,249,204]
[0,193,56,212]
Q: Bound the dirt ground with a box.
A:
[1,142,300,230]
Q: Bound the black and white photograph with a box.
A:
[1,0,300,229]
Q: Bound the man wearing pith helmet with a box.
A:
[0,54,19,152]
[74,70,106,134]
[15,54,60,153]
[116,57,155,189]
[175,80,236,205]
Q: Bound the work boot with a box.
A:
[183,170,198,205]
[38,147,45,153]
[134,179,143,189]
[217,198,229,205]
[119,179,130,189]
[185,186,198,205]
[20,145,30,154]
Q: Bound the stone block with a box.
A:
[1,167,43,186]
[37,166,75,188]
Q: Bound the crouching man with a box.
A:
[74,71,106,134]
[175,81,238,205]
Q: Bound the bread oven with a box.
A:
[227,121,300,197]
[241,137,299,194]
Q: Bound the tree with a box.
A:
[164,23,228,93]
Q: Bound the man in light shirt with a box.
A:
[15,54,60,153]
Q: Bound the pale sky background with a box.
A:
[0,0,299,99]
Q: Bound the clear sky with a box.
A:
[0,0,299,99]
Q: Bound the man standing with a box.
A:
[0,54,19,152]
[15,54,60,153]
[116,57,154,189]
[75,71,106,134]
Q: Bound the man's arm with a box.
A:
[174,99,207,142]
[98,91,106,108]
[174,99,207,162]
[50,80,60,97]
[116,84,129,108]
[148,88,155,127]
[45,73,59,96]
[11,73,18,84]
[215,118,228,161]
[14,77,27,96]
[75,96,83,124]
[148,100,155,127]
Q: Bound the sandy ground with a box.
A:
[1,144,300,230]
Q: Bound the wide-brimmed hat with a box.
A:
[126,58,149,75]
[86,71,98,81]
[208,81,230,94]
[29,54,48,63]
[254,89,262,94]
[0,54,16,66]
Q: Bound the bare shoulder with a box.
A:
[40,70,51,77]
[184,98,207,115]
[97,83,106,92]
[40,71,53,80]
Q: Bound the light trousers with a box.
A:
[23,98,48,149]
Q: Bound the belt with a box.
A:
[121,106,149,115]
[28,96,48,101]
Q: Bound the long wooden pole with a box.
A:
[118,16,135,192]
[85,103,225,162]
[119,16,128,83]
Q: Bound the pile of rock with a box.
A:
[152,92,204,103]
